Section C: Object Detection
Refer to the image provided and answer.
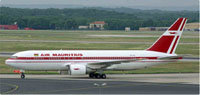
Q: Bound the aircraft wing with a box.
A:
[87,59,143,69]
[87,56,182,69]
[158,56,182,60]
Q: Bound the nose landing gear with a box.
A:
[19,70,25,79]
[14,70,25,79]
[20,72,25,79]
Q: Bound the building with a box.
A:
[139,23,199,31]
[185,23,199,31]
[139,27,168,31]
[139,27,156,31]
[0,25,18,30]
[78,26,89,30]
[155,27,168,31]
[24,27,34,30]
[89,21,106,30]
[125,27,131,31]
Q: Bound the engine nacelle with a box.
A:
[68,64,86,75]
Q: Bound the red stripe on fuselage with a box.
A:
[170,36,179,54]
[8,57,158,60]
[168,18,183,31]
[147,36,175,53]
[6,60,176,64]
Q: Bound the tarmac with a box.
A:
[0,39,198,45]
[0,73,199,94]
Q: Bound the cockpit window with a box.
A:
[10,56,17,58]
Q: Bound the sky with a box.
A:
[0,0,199,10]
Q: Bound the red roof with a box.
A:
[91,21,106,24]
[0,25,18,30]
[24,27,34,30]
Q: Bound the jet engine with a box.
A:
[68,64,87,75]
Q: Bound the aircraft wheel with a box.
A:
[101,74,106,79]
[95,74,101,79]
[21,73,25,79]
[89,73,95,78]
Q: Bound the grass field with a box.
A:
[0,30,199,74]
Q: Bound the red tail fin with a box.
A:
[147,18,187,54]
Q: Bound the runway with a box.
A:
[0,73,199,94]
[0,39,198,45]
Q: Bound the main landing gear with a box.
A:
[21,72,25,79]
[89,72,106,79]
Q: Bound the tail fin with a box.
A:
[147,18,187,54]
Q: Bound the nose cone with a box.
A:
[5,58,22,69]
[5,59,15,67]
[5,59,17,68]
[5,59,11,66]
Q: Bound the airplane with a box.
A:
[6,18,187,79]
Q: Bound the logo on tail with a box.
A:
[147,18,187,54]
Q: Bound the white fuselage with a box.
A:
[6,50,176,71]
